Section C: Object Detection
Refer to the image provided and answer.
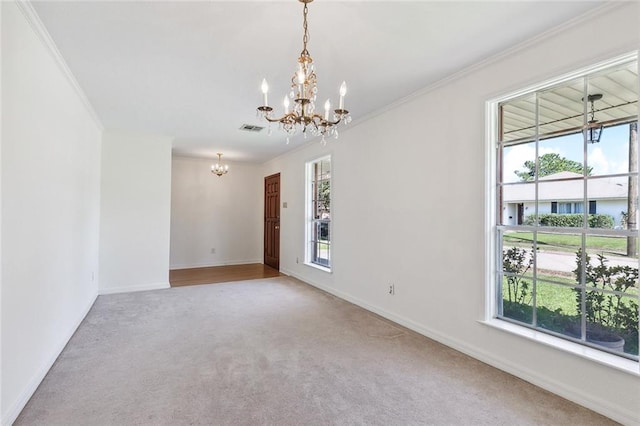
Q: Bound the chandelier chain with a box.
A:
[301,2,309,57]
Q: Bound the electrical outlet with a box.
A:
[210,248,216,254]
[389,284,395,295]
[296,257,299,264]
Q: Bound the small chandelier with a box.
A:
[211,153,229,177]
[585,93,604,144]
[257,0,351,144]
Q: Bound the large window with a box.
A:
[306,156,331,269]
[493,56,639,360]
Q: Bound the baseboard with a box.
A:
[98,281,170,295]
[281,269,637,425]
[2,290,98,426]
[169,259,263,270]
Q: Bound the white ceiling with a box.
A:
[31,1,607,163]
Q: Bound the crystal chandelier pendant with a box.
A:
[256,0,351,144]
[211,153,229,177]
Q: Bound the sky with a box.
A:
[503,123,634,183]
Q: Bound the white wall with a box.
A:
[263,3,639,424]
[170,156,262,269]
[1,2,102,423]
[99,131,172,294]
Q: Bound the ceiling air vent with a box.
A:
[239,124,264,132]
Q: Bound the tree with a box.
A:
[515,153,592,181]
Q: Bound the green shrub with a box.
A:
[502,247,532,305]
[588,214,614,228]
[524,213,613,228]
[573,250,639,334]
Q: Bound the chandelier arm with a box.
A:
[262,113,295,123]
[308,113,341,127]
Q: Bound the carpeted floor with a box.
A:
[16,276,615,425]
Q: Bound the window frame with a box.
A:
[305,155,332,272]
[484,52,640,371]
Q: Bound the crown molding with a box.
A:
[345,1,631,134]
[15,0,104,131]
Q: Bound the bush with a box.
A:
[524,213,613,228]
[588,214,615,228]
[573,250,639,334]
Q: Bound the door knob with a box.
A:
[275,225,280,229]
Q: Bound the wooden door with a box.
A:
[517,203,524,225]
[264,173,280,270]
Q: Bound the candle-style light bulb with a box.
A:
[297,69,305,97]
[284,95,290,114]
[324,99,331,120]
[261,78,269,106]
[339,81,347,109]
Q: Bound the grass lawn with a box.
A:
[503,231,632,255]
[503,274,578,315]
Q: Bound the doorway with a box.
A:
[264,173,280,270]
[517,203,524,225]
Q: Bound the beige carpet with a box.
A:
[16,276,615,425]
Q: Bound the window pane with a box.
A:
[538,178,584,226]
[538,78,585,138]
[587,123,631,176]
[502,141,539,183]
[537,132,585,180]
[500,94,536,143]
[582,234,637,288]
[536,281,580,336]
[501,242,534,325]
[535,231,581,284]
[586,176,628,229]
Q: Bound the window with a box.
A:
[306,156,331,269]
[493,56,639,360]
[554,202,583,214]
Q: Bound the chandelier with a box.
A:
[585,93,604,144]
[211,153,229,177]
[257,0,351,144]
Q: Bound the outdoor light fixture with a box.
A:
[585,93,604,144]
[211,153,229,177]
[257,0,351,144]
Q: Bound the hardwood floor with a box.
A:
[169,263,281,287]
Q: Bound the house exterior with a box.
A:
[502,171,629,227]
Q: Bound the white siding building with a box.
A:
[503,171,629,227]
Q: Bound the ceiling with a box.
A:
[31,1,608,163]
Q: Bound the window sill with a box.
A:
[304,262,332,274]
[479,318,640,376]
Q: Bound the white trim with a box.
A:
[304,262,331,274]
[280,269,638,425]
[169,259,263,270]
[98,281,170,295]
[1,291,98,426]
[481,319,639,375]
[15,1,104,130]
[484,98,499,321]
